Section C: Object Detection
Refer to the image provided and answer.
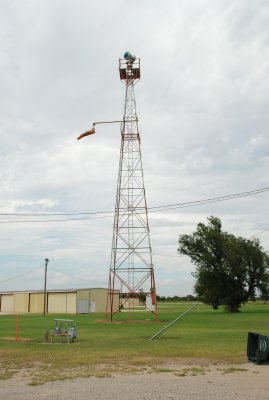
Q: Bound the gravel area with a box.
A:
[0,362,268,400]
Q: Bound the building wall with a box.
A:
[47,292,76,314]
[76,289,91,313]
[1,294,14,312]
[89,289,107,313]
[77,289,119,313]
[48,293,66,313]
[66,293,76,313]
[29,293,44,313]
[14,293,29,313]
[123,297,140,308]
[76,290,90,302]
[90,288,119,313]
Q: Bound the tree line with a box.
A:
[156,295,199,302]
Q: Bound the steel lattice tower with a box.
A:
[106,54,158,321]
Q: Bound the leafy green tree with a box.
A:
[178,216,269,312]
[259,272,269,302]
[239,237,269,298]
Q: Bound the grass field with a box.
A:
[0,302,268,384]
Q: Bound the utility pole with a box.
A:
[43,258,49,316]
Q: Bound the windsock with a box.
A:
[77,127,95,140]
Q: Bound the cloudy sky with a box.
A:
[0,0,269,296]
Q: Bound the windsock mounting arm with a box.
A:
[76,119,137,140]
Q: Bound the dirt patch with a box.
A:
[96,319,156,324]
[0,337,33,342]
[0,362,268,399]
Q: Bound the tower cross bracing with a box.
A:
[106,56,158,321]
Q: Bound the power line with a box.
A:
[0,265,106,287]
[0,186,268,223]
[149,187,269,212]
[1,186,268,217]
[252,228,269,237]
[153,252,186,258]
[49,265,107,285]
[0,215,113,224]
[0,266,43,283]
[0,211,112,217]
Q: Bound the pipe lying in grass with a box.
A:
[148,303,199,341]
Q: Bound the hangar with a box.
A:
[0,288,119,314]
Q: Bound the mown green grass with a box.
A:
[0,302,268,384]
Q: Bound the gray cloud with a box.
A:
[0,0,269,295]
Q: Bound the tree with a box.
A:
[178,216,269,312]
[259,272,269,303]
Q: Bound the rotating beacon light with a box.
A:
[123,51,136,63]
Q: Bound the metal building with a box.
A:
[0,288,119,314]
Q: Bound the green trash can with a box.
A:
[247,332,269,364]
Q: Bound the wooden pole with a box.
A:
[43,258,49,316]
